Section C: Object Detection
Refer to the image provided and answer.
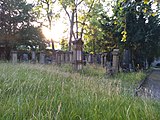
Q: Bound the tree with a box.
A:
[60,37,68,51]
[18,26,47,51]
[0,0,41,60]
[59,0,101,51]
[34,0,58,50]
[83,1,119,53]
[112,0,160,68]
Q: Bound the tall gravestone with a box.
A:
[72,38,84,70]
[101,53,104,67]
[65,51,69,63]
[11,51,17,64]
[61,51,65,63]
[122,49,131,71]
[40,51,45,64]
[112,49,119,73]
[56,51,62,65]
[88,54,93,64]
[31,51,36,63]
[85,53,89,63]
[104,53,107,67]
[52,50,56,63]
[69,51,73,63]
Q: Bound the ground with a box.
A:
[137,68,160,99]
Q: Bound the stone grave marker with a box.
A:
[11,51,17,64]
[72,38,84,70]
[40,51,45,64]
[112,49,119,73]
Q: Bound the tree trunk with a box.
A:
[69,11,75,51]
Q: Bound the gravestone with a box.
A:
[72,38,84,70]
[103,53,107,67]
[61,51,65,63]
[85,53,89,63]
[56,51,62,65]
[40,51,45,64]
[52,50,56,63]
[96,54,101,64]
[106,61,113,76]
[22,53,28,62]
[122,49,131,71]
[101,53,104,67]
[69,51,73,63]
[31,51,36,63]
[88,54,93,64]
[11,51,17,64]
[65,51,70,63]
[82,52,86,65]
[112,49,119,73]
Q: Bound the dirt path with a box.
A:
[136,68,160,99]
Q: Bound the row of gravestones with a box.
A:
[11,49,120,74]
[11,51,114,65]
[56,49,120,74]
[11,50,75,64]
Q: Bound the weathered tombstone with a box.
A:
[52,50,56,63]
[88,54,93,64]
[31,51,36,63]
[60,51,65,63]
[11,51,17,64]
[72,38,84,70]
[63,52,66,63]
[112,49,119,73]
[93,54,96,64]
[106,61,113,76]
[122,49,131,71]
[96,54,101,64]
[69,51,73,63]
[56,51,62,65]
[82,52,86,66]
[40,51,45,64]
[85,53,89,63]
[22,53,29,62]
[103,53,107,67]
[101,53,104,67]
[65,51,69,63]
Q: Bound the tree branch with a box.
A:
[77,0,84,6]
[80,0,95,38]
[62,5,71,22]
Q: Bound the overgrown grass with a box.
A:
[0,63,160,120]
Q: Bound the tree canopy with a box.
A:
[112,0,160,66]
[0,0,46,59]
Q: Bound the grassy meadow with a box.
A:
[0,63,160,120]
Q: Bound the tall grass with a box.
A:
[0,63,160,120]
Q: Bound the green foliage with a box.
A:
[1,63,160,119]
[18,26,47,50]
[60,38,68,51]
[112,0,160,66]
[0,0,34,43]
[83,2,111,53]
[0,0,45,59]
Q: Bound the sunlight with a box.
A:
[42,25,64,50]
[41,21,67,41]
[42,26,53,40]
